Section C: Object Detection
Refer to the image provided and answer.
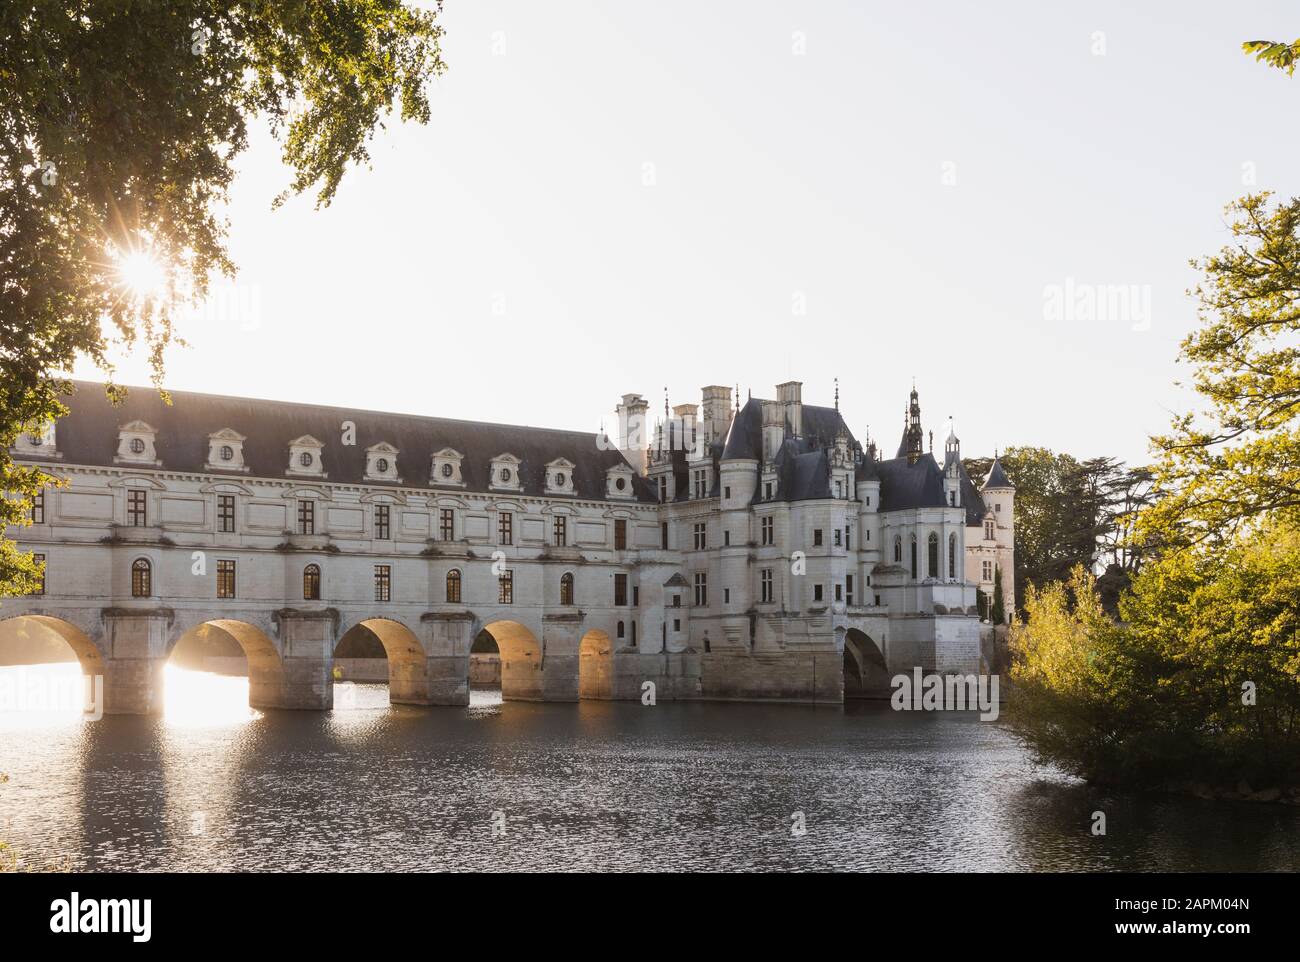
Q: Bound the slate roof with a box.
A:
[719,398,858,503]
[944,448,989,525]
[984,457,1014,489]
[28,381,656,502]
[876,454,949,513]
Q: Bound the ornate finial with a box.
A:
[734,384,740,413]
[928,430,933,452]
[663,387,669,417]
[834,377,840,411]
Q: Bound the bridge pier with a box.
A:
[417,611,472,706]
[100,608,172,714]
[268,609,336,710]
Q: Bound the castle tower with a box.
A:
[981,455,1016,616]
[899,386,924,463]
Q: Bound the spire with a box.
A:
[900,384,924,463]
[834,377,839,412]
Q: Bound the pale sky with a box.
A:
[74,0,1300,466]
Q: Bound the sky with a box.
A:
[73,0,1300,466]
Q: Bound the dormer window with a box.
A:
[489,454,522,492]
[365,442,401,483]
[546,458,575,496]
[287,435,325,477]
[430,447,465,487]
[606,464,636,500]
[115,420,160,466]
[205,428,248,473]
[14,419,57,459]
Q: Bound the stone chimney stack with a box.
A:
[672,403,700,458]
[615,393,649,475]
[762,399,784,463]
[776,380,803,437]
[700,385,733,445]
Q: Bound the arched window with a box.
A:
[893,535,902,563]
[928,532,939,578]
[910,534,918,580]
[948,533,957,579]
[560,572,574,606]
[131,558,151,597]
[446,568,462,604]
[303,563,321,600]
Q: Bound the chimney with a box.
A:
[762,399,784,463]
[700,385,733,445]
[672,403,700,458]
[776,380,803,437]
[615,393,649,475]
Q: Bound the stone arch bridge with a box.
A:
[0,599,620,714]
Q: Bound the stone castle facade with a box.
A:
[2,379,1013,713]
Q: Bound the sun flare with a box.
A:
[114,250,168,301]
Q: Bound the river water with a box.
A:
[1,664,1298,872]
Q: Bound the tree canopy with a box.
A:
[0,1,446,592]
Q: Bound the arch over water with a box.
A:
[336,617,428,705]
[578,629,613,700]
[481,620,543,701]
[843,628,890,699]
[169,619,284,710]
[0,614,104,675]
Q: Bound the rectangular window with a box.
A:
[374,564,392,602]
[846,527,851,550]
[31,553,45,595]
[834,529,841,547]
[875,593,882,606]
[673,618,681,632]
[693,470,707,499]
[724,587,730,604]
[632,586,639,607]
[724,530,730,546]
[630,622,637,646]
[217,494,236,533]
[835,583,843,602]
[694,571,708,607]
[439,508,455,541]
[761,516,774,546]
[127,489,147,526]
[983,560,993,581]
[658,477,667,503]
[614,573,628,607]
[297,499,314,535]
[764,482,773,500]
[846,575,854,605]
[614,519,627,550]
[498,569,514,604]
[499,512,513,545]
[30,491,44,524]
[553,515,567,546]
[813,583,823,602]
[693,522,706,550]
[724,486,731,500]
[374,504,391,540]
[217,560,236,599]
[660,522,668,550]
[761,568,773,604]
[813,529,823,547]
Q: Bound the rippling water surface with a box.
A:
[2,664,1298,872]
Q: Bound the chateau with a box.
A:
[3,379,1013,713]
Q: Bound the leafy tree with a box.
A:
[965,447,1148,615]
[1141,193,1300,547]
[0,1,447,592]
[990,565,1005,625]
[1008,533,1300,792]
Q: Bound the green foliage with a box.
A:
[0,1,446,593]
[1007,533,1300,791]
[1142,193,1300,547]
[965,448,1150,615]
[1243,39,1300,75]
[990,565,1005,625]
